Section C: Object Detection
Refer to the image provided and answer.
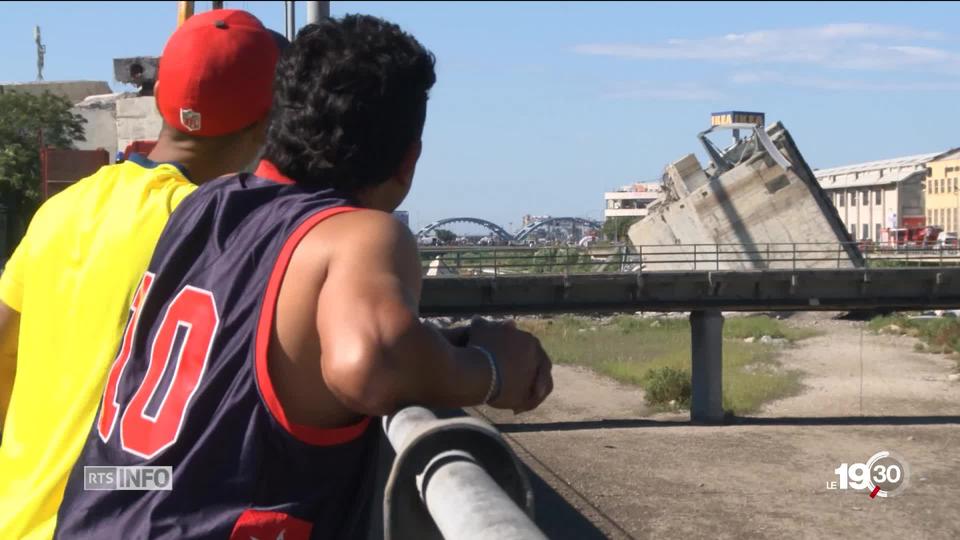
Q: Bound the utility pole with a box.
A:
[306,1,330,24]
[34,25,45,81]
[177,1,194,26]
[285,1,296,40]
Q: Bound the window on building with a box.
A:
[876,223,881,241]
[862,224,869,240]
[954,178,958,191]
[862,190,868,205]
[850,192,856,206]
[875,189,882,205]
[839,192,845,207]
[850,224,856,238]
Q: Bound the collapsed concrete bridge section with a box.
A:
[628,122,863,270]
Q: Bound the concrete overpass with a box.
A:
[420,264,960,423]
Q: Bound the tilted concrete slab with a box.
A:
[628,122,861,270]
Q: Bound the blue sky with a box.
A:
[3,1,960,231]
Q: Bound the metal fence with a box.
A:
[420,242,960,276]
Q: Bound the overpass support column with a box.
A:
[690,310,724,423]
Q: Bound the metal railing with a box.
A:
[382,407,545,540]
[420,242,960,277]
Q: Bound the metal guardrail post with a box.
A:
[693,244,697,270]
[382,407,545,540]
[792,243,797,271]
[715,243,719,271]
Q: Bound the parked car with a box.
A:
[938,232,958,249]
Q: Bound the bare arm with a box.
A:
[0,301,19,427]
[315,211,491,416]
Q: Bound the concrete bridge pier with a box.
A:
[690,310,724,423]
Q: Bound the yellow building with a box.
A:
[925,150,960,233]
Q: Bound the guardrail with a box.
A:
[420,242,960,276]
[382,407,545,540]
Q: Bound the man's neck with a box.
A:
[146,140,226,185]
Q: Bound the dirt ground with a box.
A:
[475,314,960,539]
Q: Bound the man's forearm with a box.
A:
[325,315,492,416]
[383,321,490,410]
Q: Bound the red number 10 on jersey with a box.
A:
[97,273,220,459]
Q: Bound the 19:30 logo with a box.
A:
[828,451,910,498]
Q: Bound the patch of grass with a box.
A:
[724,316,821,342]
[869,314,960,353]
[867,314,910,333]
[519,315,807,415]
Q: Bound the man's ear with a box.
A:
[153,80,161,112]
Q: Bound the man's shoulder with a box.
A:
[308,208,415,249]
[49,161,192,205]
[289,208,417,277]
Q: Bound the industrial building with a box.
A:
[923,150,960,233]
[603,183,662,220]
[814,153,946,241]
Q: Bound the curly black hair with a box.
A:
[262,14,436,192]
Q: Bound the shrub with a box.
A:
[640,366,691,408]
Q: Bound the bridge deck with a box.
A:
[420,267,960,315]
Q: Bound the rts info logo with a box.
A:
[827,451,909,498]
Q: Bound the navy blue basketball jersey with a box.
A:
[55,161,380,540]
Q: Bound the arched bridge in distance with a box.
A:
[512,217,602,242]
[416,217,515,242]
[415,216,603,242]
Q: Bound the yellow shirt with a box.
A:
[0,155,196,540]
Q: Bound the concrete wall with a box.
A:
[72,103,118,160]
[116,96,163,152]
[628,123,860,271]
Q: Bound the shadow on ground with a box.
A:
[525,463,608,539]
[496,415,960,434]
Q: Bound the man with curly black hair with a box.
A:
[55,14,553,539]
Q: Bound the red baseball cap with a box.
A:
[157,9,280,137]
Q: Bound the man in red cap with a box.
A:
[0,10,283,539]
[54,14,553,540]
